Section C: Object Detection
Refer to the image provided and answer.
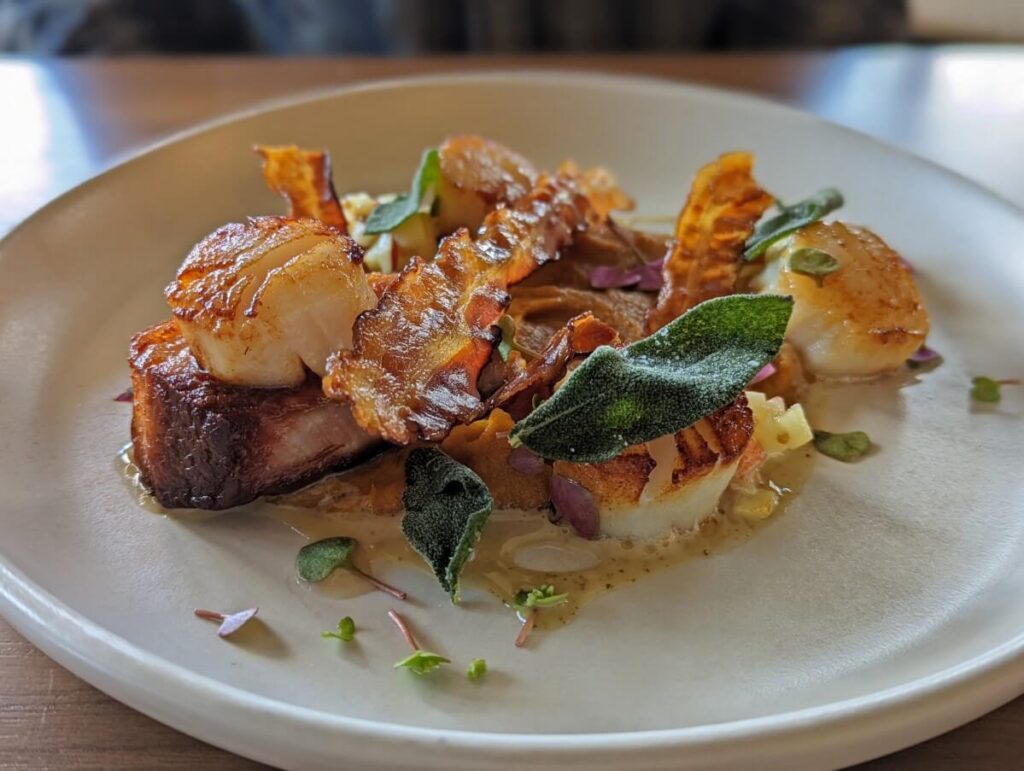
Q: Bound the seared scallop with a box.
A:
[166,216,377,388]
[756,221,929,379]
[553,397,755,539]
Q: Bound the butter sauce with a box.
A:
[119,443,812,627]
[267,450,813,626]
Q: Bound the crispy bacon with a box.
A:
[486,312,620,420]
[323,174,589,444]
[255,144,347,233]
[558,160,634,221]
[646,152,773,333]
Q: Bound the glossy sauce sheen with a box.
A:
[120,440,813,627]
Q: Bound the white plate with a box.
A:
[1,72,1023,771]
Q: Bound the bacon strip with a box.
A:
[646,152,773,333]
[255,145,347,233]
[486,312,620,421]
[324,175,589,444]
[558,160,634,221]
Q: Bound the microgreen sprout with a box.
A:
[509,585,568,648]
[467,658,487,681]
[322,616,356,642]
[812,430,872,462]
[388,610,449,676]
[789,247,840,286]
[971,376,1019,404]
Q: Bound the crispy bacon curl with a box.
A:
[486,312,620,421]
[255,144,348,233]
[646,152,773,333]
[323,174,590,444]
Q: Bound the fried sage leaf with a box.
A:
[402,448,494,601]
[509,294,793,463]
[255,144,347,233]
[365,148,440,234]
[744,188,844,260]
[296,537,358,582]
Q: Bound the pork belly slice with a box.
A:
[129,321,381,510]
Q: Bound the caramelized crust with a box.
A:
[129,321,380,510]
[553,395,754,510]
[647,152,773,332]
[165,217,375,388]
[438,135,537,205]
[166,217,355,326]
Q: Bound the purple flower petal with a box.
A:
[590,258,664,292]
[507,446,545,476]
[550,474,599,539]
[114,388,133,402]
[909,345,940,364]
[217,607,259,637]
[635,258,665,291]
[590,265,642,289]
[750,362,777,385]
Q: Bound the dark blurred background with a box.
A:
[2,0,1019,56]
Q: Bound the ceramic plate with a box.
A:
[1,73,1023,771]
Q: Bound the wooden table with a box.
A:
[1,48,1022,770]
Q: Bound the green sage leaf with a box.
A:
[365,148,440,234]
[508,294,793,463]
[744,188,844,260]
[402,448,493,602]
[813,430,872,461]
[297,536,356,582]
[789,247,840,285]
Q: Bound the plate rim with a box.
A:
[2,69,1024,768]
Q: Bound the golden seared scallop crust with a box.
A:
[438,135,537,205]
[767,221,930,379]
[166,216,376,389]
[553,396,754,539]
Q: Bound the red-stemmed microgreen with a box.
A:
[509,585,568,648]
[388,610,449,675]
